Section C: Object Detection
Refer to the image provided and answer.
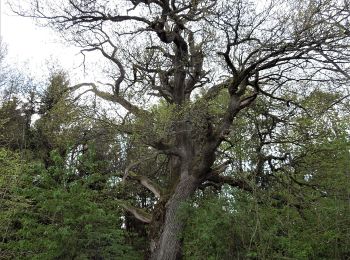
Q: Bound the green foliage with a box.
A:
[0,150,142,259]
[0,149,31,260]
[182,194,236,260]
[0,99,27,150]
[183,178,349,260]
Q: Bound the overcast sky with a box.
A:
[1,1,84,81]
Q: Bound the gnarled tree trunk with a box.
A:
[151,173,199,260]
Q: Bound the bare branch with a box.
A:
[117,200,152,223]
[128,172,162,199]
[71,83,148,116]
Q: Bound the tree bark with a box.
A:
[151,173,198,260]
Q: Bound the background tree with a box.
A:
[34,71,82,165]
[0,70,143,259]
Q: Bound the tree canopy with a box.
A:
[2,0,350,259]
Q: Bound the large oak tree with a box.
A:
[14,0,350,258]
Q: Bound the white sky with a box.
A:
[0,0,85,81]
